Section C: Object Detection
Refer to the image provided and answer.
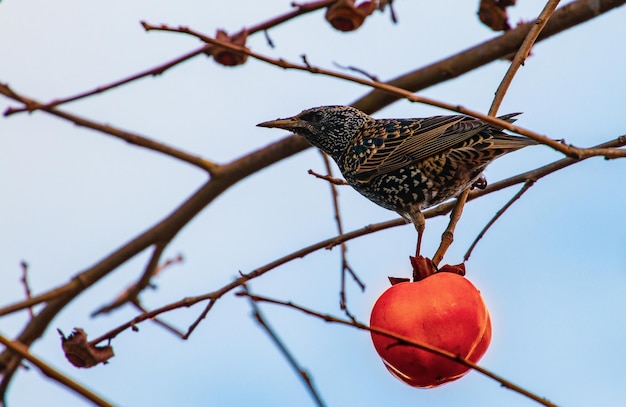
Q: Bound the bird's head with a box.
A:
[257,105,371,159]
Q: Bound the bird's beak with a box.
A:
[257,116,299,130]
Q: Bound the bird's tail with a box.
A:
[496,112,522,124]
[489,113,538,149]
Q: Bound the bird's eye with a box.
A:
[300,110,324,123]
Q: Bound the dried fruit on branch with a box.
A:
[325,0,376,32]
[58,328,114,368]
[210,29,249,66]
[478,0,515,31]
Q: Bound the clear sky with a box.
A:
[1,1,626,406]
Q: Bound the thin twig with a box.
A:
[236,291,558,407]
[88,296,214,346]
[183,298,216,339]
[432,0,560,264]
[319,152,365,320]
[4,46,208,116]
[19,261,34,319]
[140,21,626,160]
[263,30,275,48]
[242,285,326,407]
[353,0,625,114]
[464,180,535,261]
[246,0,337,34]
[0,334,114,407]
[333,62,380,82]
[130,300,185,339]
[0,284,76,318]
[489,0,561,116]
[432,188,470,266]
[4,1,336,114]
[387,0,398,23]
[307,169,348,185]
[0,84,219,174]
[0,356,21,406]
[3,136,625,336]
[91,241,170,317]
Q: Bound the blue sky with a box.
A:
[1,1,626,406]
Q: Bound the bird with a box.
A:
[258,105,537,256]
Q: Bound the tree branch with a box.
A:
[237,291,558,407]
[242,285,326,407]
[3,1,338,115]
[353,0,626,114]
[0,333,114,407]
[489,0,561,115]
[74,134,626,348]
[464,180,536,261]
[0,83,219,173]
[436,0,561,265]
[3,46,209,116]
[142,16,626,159]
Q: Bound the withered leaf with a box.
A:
[325,0,374,32]
[58,328,114,368]
[210,29,249,67]
[388,276,411,285]
[438,262,467,276]
[478,0,513,32]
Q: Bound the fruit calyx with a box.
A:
[388,256,466,285]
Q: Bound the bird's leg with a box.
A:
[432,188,471,266]
[408,209,426,257]
[408,208,439,281]
[471,174,488,190]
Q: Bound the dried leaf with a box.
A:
[438,263,467,276]
[387,276,411,285]
[58,328,114,368]
[409,255,438,281]
[478,0,512,32]
[325,0,374,32]
[211,29,249,67]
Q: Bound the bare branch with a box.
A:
[236,290,558,407]
[489,0,561,115]
[246,0,337,34]
[307,169,348,185]
[0,83,219,173]
[0,284,76,318]
[19,261,34,319]
[78,135,625,345]
[1,1,624,403]
[91,242,170,317]
[431,0,560,265]
[130,301,185,339]
[183,299,217,339]
[465,180,536,261]
[353,0,626,114]
[3,46,208,116]
[318,152,365,319]
[0,334,114,407]
[3,1,337,114]
[140,18,626,159]
[333,62,380,82]
[242,285,326,407]
[4,135,624,356]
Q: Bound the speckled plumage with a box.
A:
[258,105,536,254]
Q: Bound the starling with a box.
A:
[258,105,536,255]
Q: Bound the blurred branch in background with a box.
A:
[237,289,558,407]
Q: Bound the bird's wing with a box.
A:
[348,115,491,181]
